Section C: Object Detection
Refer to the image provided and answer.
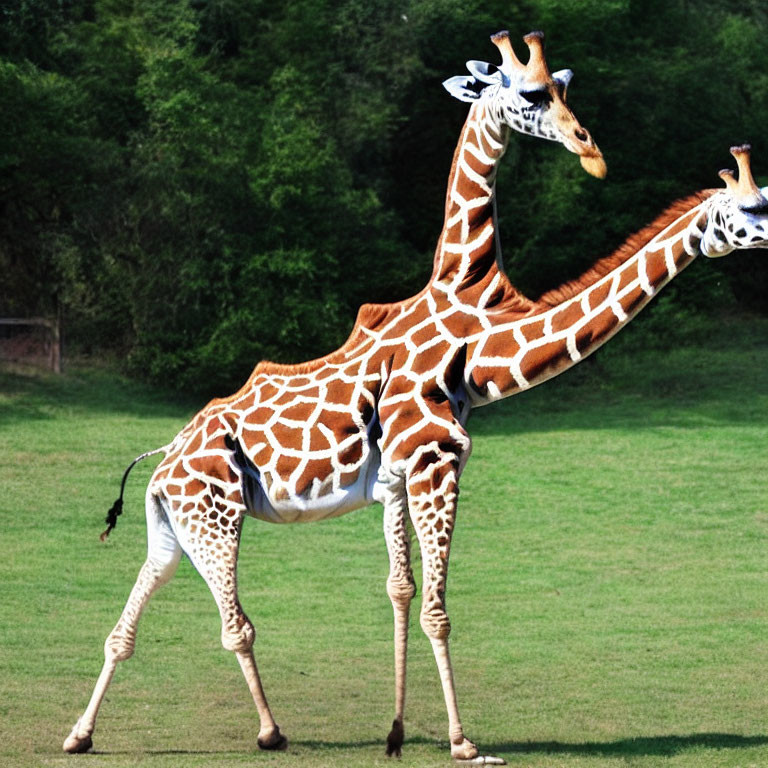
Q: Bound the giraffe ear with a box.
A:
[443,75,481,102]
[552,68,573,87]
[466,60,506,86]
[551,68,573,97]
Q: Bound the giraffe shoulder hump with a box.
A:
[356,302,392,331]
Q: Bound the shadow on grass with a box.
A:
[87,733,768,759]
[92,750,226,756]
[485,732,768,758]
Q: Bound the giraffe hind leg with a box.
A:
[169,485,286,751]
[63,492,182,753]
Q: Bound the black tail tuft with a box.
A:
[97,446,169,543]
[100,498,124,542]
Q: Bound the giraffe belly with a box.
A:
[247,450,382,524]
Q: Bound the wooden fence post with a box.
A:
[0,317,62,373]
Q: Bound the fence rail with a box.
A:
[0,317,61,372]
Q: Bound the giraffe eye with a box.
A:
[741,201,768,215]
[520,89,551,106]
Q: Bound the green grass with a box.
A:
[1,316,767,768]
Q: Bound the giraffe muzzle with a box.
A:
[570,126,606,179]
[554,101,606,178]
[578,147,607,179]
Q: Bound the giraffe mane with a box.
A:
[231,192,720,381]
[531,189,718,310]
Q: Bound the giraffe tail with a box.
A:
[99,445,171,542]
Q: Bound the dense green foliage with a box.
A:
[2,0,767,392]
[1,318,767,766]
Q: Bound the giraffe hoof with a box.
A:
[257,727,288,751]
[451,737,478,760]
[63,733,93,754]
[385,718,404,757]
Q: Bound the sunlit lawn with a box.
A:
[1,316,766,767]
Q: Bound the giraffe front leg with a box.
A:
[381,480,416,757]
[406,445,505,766]
[407,446,474,760]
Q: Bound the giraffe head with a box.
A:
[443,30,606,178]
[701,145,768,257]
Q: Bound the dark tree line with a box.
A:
[2,0,767,393]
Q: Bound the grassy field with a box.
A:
[1,316,767,768]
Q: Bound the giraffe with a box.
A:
[64,144,768,761]
[461,144,768,402]
[436,29,605,302]
[63,30,606,764]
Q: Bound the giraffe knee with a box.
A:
[104,627,136,663]
[420,608,451,640]
[387,575,416,605]
[221,616,255,652]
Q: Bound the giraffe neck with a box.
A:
[465,194,714,403]
[431,100,511,293]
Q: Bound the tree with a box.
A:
[1,0,766,392]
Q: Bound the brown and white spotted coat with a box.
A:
[65,30,606,764]
[67,42,767,768]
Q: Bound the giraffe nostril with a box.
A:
[574,127,588,142]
